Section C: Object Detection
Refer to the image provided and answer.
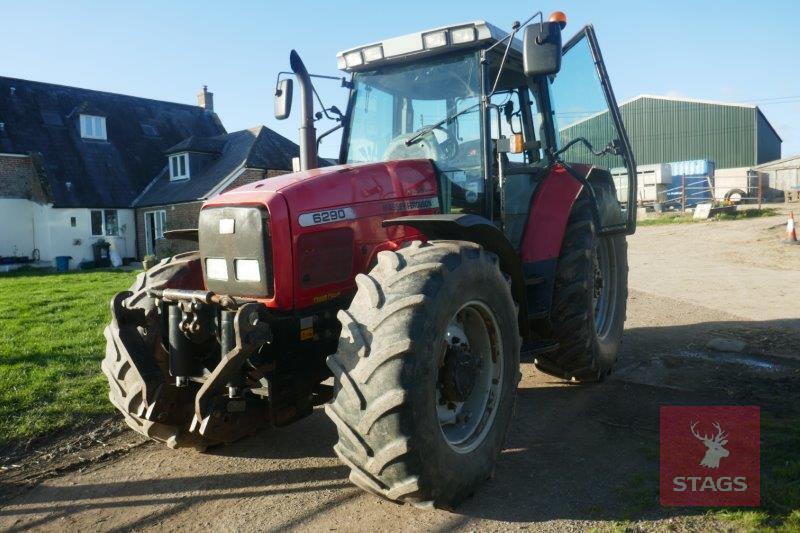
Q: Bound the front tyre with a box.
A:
[102,252,217,449]
[326,241,520,509]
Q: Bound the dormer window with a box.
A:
[169,153,190,181]
[80,114,106,140]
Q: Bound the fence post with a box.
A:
[681,175,686,212]
[758,173,763,210]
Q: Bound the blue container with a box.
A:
[55,256,72,272]
[666,160,715,206]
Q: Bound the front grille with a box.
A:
[198,206,273,297]
[297,228,354,288]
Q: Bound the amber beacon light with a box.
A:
[548,11,567,29]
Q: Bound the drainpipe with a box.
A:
[289,50,318,171]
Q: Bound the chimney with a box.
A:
[197,85,214,111]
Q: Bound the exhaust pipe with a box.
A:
[290,50,318,171]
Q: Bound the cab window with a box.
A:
[345,52,485,216]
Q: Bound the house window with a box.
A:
[70,216,77,227]
[169,153,189,181]
[90,209,119,236]
[80,114,107,140]
[144,210,167,255]
[91,211,103,235]
[104,209,119,236]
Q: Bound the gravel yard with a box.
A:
[1,206,798,531]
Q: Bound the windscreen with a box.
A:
[344,52,487,215]
[345,53,482,167]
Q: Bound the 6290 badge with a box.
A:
[298,207,356,227]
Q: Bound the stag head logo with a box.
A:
[690,421,729,468]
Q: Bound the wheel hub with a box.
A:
[593,238,617,339]
[593,250,604,300]
[436,301,504,454]
[440,338,480,403]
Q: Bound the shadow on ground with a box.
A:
[1,318,797,529]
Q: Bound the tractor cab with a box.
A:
[331,15,637,244]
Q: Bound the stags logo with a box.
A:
[660,406,759,506]
[690,421,729,468]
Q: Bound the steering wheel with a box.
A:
[382,129,441,161]
[420,124,459,160]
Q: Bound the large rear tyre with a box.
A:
[326,241,520,509]
[101,252,216,449]
[534,194,628,382]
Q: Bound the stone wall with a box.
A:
[0,154,47,201]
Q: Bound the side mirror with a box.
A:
[274,78,293,120]
[522,21,563,77]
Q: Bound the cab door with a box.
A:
[549,26,637,235]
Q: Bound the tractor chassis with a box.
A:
[117,287,281,444]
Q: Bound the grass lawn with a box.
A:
[638,207,779,226]
[0,268,134,448]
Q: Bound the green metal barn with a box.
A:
[559,95,782,169]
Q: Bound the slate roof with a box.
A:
[0,76,225,208]
[165,135,226,155]
[134,126,300,207]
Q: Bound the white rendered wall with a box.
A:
[0,200,136,268]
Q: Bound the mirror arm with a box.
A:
[484,11,542,55]
[485,11,543,99]
[316,122,343,149]
[553,136,623,158]
[275,71,291,93]
[488,29,517,97]
[311,86,342,122]
[276,71,348,122]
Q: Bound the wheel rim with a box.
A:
[436,300,503,454]
[593,237,617,339]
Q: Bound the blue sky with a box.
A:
[3,0,799,158]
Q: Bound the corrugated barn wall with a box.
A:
[559,96,782,169]
[756,111,782,164]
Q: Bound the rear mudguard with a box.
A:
[513,164,624,317]
[386,165,602,335]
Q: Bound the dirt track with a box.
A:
[1,208,798,531]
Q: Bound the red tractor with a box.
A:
[103,11,637,509]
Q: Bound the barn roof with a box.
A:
[561,94,782,143]
[621,95,782,142]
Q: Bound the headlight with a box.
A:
[344,51,363,68]
[362,45,384,62]
[234,259,261,282]
[450,26,476,44]
[422,30,447,49]
[205,257,228,281]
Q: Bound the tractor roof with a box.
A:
[337,20,522,72]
